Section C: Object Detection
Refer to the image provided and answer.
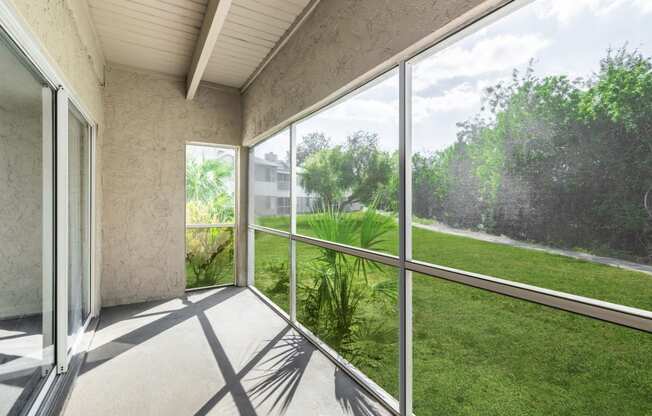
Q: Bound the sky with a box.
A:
[252,128,290,163]
[254,0,652,158]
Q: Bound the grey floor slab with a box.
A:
[63,287,392,416]
[0,315,52,416]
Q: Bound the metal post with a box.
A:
[398,61,413,416]
[289,125,298,322]
[247,148,255,286]
[89,123,97,316]
[41,87,54,372]
[55,88,69,373]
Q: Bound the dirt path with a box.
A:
[413,222,652,276]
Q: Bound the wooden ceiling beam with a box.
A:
[186,0,232,99]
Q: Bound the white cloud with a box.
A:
[535,0,652,24]
[317,97,398,124]
[412,33,550,92]
[412,83,481,123]
[411,75,510,123]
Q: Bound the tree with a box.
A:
[411,47,652,262]
[300,131,395,210]
[296,132,330,165]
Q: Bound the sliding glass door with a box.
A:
[0,32,55,415]
[0,21,95,414]
[67,106,91,350]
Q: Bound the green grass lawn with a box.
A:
[254,215,652,415]
[253,230,291,312]
[185,262,234,289]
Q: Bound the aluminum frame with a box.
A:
[90,120,97,317]
[41,86,55,373]
[55,89,70,374]
[246,0,652,413]
[289,124,298,322]
[247,147,256,286]
[0,4,100,413]
[397,61,412,416]
[65,100,95,362]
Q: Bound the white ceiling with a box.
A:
[88,0,313,89]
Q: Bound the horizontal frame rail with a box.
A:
[186,223,235,229]
[292,234,400,268]
[406,260,652,332]
[250,226,652,333]
[248,224,290,238]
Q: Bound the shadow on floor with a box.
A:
[72,288,390,416]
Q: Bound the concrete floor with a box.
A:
[0,315,52,415]
[63,287,392,416]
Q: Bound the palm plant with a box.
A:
[301,203,397,360]
[186,157,234,224]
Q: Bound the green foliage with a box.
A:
[300,131,395,211]
[296,132,330,166]
[300,206,396,361]
[411,47,652,262]
[185,228,234,288]
[295,48,652,262]
[262,260,289,296]
[186,157,234,224]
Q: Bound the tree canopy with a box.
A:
[300,131,395,210]
[413,48,652,262]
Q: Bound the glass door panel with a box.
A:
[67,106,91,349]
[0,32,55,415]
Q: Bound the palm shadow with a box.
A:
[246,332,314,415]
[335,367,388,416]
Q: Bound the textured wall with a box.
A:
[0,77,42,318]
[9,0,105,119]
[101,66,241,306]
[242,0,495,145]
[8,0,106,313]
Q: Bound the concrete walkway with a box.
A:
[63,287,391,416]
[414,222,652,276]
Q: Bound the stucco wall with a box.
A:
[0,59,42,318]
[7,0,106,313]
[242,0,502,145]
[9,0,105,119]
[101,66,241,307]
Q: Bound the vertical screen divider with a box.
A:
[289,124,298,322]
[247,148,255,286]
[398,61,413,416]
